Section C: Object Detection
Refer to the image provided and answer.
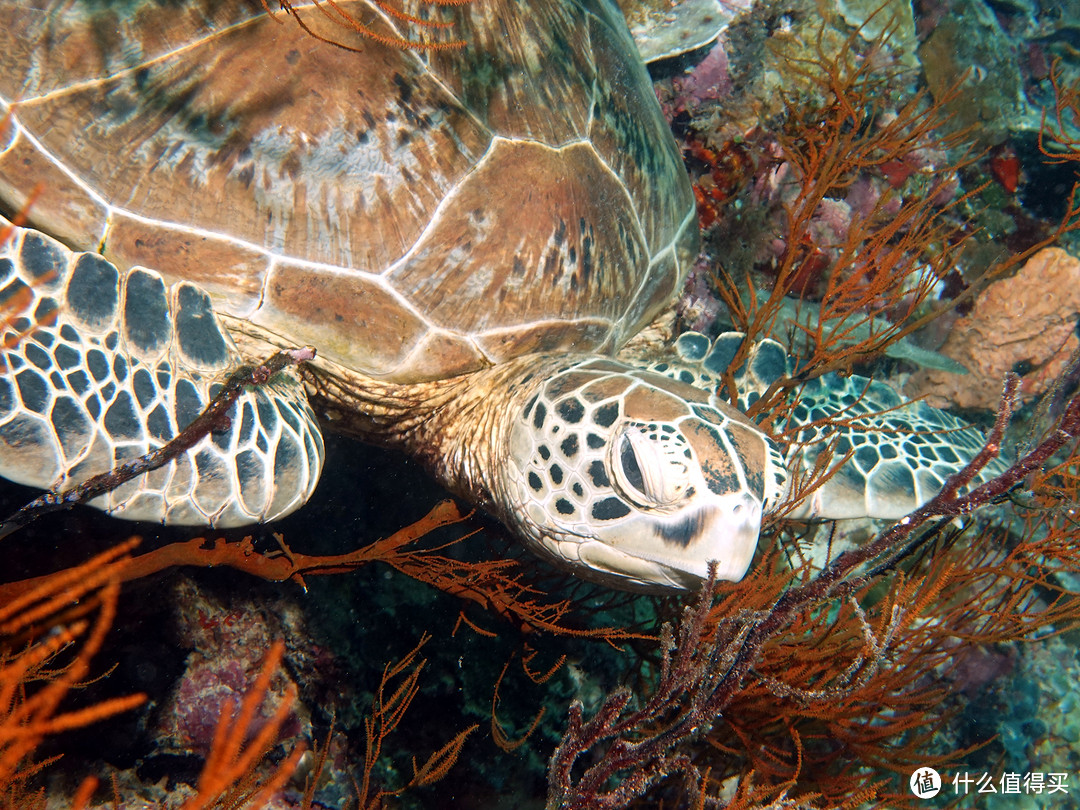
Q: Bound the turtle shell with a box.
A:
[0,0,697,383]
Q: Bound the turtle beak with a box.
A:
[646,491,762,583]
[574,491,763,591]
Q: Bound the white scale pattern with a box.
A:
[0,220,325,526]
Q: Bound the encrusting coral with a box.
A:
[905,247,1080,410]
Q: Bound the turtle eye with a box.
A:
[612,427,688,509]
[620,434,646,494]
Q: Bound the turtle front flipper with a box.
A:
[655,331,1009,520]
[779,371,1009,519]
[0,222,324,526]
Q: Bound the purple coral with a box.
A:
[669,40,732,113]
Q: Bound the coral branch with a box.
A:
[181,641,302,810]
[0,543,146,799]
[356,634,478,806]
[0,501,638,641]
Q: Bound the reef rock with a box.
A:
[905,247,1080,410]
[835,0,918,67]
[917,0,1029,145]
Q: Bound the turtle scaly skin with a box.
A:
[0,225,324,524]
[502,360,787,588]
[657,331,1009,521]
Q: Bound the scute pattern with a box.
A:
[0,0,696,383]
[506,359,786,590]
[0,221,324,526]
[387,140,647,343]
[787,374,1005,519]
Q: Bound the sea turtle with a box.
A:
[0,0,1001,591]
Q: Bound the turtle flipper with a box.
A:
[663,330,793,405]
[0,222,324,526]
[779,371,1008,519]
[655,331,1009,520]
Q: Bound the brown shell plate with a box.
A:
[0,0,697,382]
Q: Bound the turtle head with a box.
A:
[504,360,787,592]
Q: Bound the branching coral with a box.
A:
[0,524,499,807]
[695,26,1080,429]
[0,543,144,805]
[355,635,479,807]
[0,543,300,808]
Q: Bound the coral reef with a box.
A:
[905,247,1080,409]
[835,0,918,65]
[918,0,1030,145]
[151,577,308,759]
[5,0,1080,808]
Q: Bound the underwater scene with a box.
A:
[1,0,1080,807]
